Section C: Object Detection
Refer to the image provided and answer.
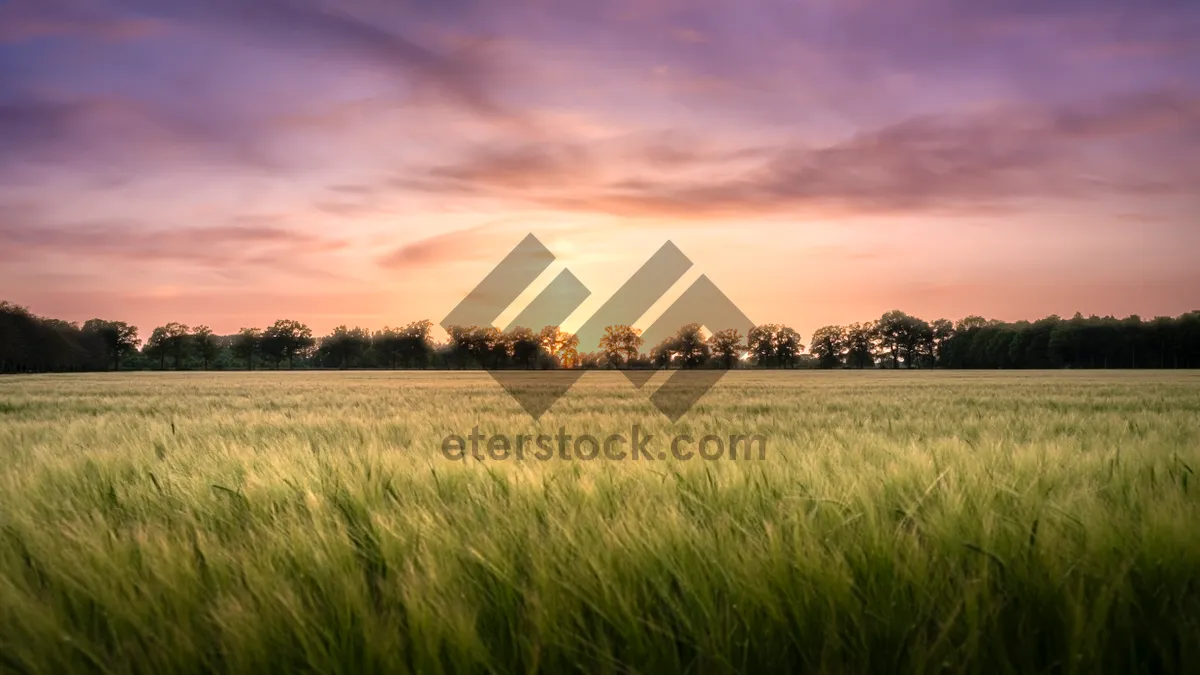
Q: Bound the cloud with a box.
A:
[0,1,521,180]
[0,17,165,43]
[0,1,167,43]
[376,222,521,270]
[1044,89,1200,138]
[11,288,394,335]
[387,134,767,196]
[111,0,507,120]
[0,215,346,267]
[388,89,1200,218]
[421,143,592,189]
[0,97,274,174]
[668,27,707,44]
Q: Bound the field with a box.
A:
[1,371,1198,674]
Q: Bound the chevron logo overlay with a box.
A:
[441,234,754,422]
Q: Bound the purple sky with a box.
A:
[2,0,1198,340]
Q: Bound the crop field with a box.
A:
[1,371,1198,674]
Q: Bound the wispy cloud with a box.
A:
[387,90,1200,218]
[114,0,508,120]
[0,1,167,43]
[377,222,530,270]
[0,97,275,174]
[0,214,346,267]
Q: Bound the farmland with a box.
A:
[1,371,1198,674]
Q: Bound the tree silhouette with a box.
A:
[81,319,140,371]
[165,323,190,369]
[319,325,370,369]
[539,326,579,369]
[261,320,315,369]
[775,326,803,369]
[845,322,877,369]
[748,324,803,368]
[876,311,907,369]
[875,311,934,368]
[232,328,261,370]
[504,327,541,369]
[599,325,643,368]
[810,325,848,368]
[192,326,218,370]
[445,325,475,369]
[707,328,745,369]
[473,326,505,369]
[672,323,710,369]
[373,326,404,369]
[143,322,190,370]
[396,320,434,369]
[650,335,676,369]
[931,319,954,366]
[4,300,1200,374]
[2,303,108,372]
[747,324,779,368]
[144,326,170,370]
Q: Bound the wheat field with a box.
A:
[1,371,1198,674]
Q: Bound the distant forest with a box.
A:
[3,300,1200,373]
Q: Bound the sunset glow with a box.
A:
[2,0,1198,339]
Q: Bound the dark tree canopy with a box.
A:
[3,300,1199,373]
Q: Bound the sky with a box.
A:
[1,0,1198,345]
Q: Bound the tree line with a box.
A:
[3,300,1199,373]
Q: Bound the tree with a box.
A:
[930,319,954,366]
[809,325,847,369]
[671,323,710,369]
[539,326,579,368]
[143,326,169,370]
[446,325,476,369]
[372,321,433,369]
[472,326,505,368]
[650,335,677,369]
[955,316,992,332]
[319,325,371,369]
[775,326,803,368]
[261,319,315,369]
[599,325,643,368]
[165,322,191,369]
[2,302,109,372]
[747,324,779,367]
[1122,315,1144,369]
[746,324,803,368]
[576,351,603,369]
[1024,315,1061,368]
[1048,314,1085,368]
[399,320,434,368]
[504,326,542,369]
[845,322,877,369]
[192,325,219,370]
[1179,311,1200,368]
[143,322,190,370]
[372,327,402,369]
[906,317,934,368]
[1149,316,1175,368]
[875,311,932,368]
[81,319,140,371]
[232,328,261,370]
[876,311,908,369]
[443,325,508,369]
[9,307,1200,375]
[707,328,744,369]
